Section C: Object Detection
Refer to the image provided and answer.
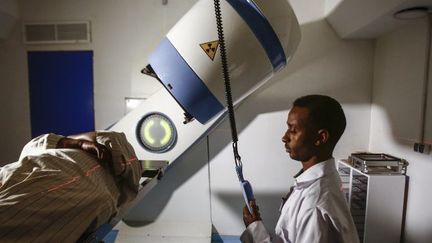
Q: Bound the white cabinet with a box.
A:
[337,161,406,243]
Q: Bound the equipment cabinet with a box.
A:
[337,160,406,243]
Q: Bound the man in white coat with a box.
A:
[241,95,360,243]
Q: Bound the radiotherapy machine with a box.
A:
[112,0,300,162]
[95,0,301,240]
[111,0,300,216]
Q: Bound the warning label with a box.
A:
[200,40,219,61]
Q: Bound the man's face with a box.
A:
[281,106,317,162]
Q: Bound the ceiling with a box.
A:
[326,0,432,39]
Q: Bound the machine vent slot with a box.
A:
[23,21,91,44]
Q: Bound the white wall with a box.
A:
[0,0,19,16]
[0,15,29,164]
[0,0,19,39]
[324,0,342,16]
[370,18,432,243]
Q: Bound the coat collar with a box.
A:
[293,158,336,188]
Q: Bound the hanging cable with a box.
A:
[213,0,255,213]
[213,0,241,165]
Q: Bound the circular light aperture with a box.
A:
[136,112,177,153]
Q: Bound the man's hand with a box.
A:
[57,137,112,163]
[80,140,112,162]
[243,200,262,227]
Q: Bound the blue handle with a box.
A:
[241,180,255,213]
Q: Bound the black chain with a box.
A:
[213,0,242,166]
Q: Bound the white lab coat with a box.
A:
[241,159,360,243]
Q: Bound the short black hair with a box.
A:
[293,95,346,147]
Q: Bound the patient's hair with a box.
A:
[293,94,346,147]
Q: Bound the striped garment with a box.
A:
[0,131,142,242]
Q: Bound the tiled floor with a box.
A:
[103,222,242,243]
[113,234,211,243]
[105,232,242,243]
[108,221,212,243]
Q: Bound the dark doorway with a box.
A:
[28,51,95,137]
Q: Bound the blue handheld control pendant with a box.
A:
[236,165,255,214]
[240,180,255,214]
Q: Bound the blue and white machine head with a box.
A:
[111,0,300,163]
[147,0,301,124]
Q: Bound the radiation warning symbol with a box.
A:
[200,40,219,61]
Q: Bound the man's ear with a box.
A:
[315,129,329,146]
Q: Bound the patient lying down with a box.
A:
[0,131,142,242]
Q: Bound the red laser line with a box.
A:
[47,176,80,192]
[85,165,101,177]
[46,157,138,193]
